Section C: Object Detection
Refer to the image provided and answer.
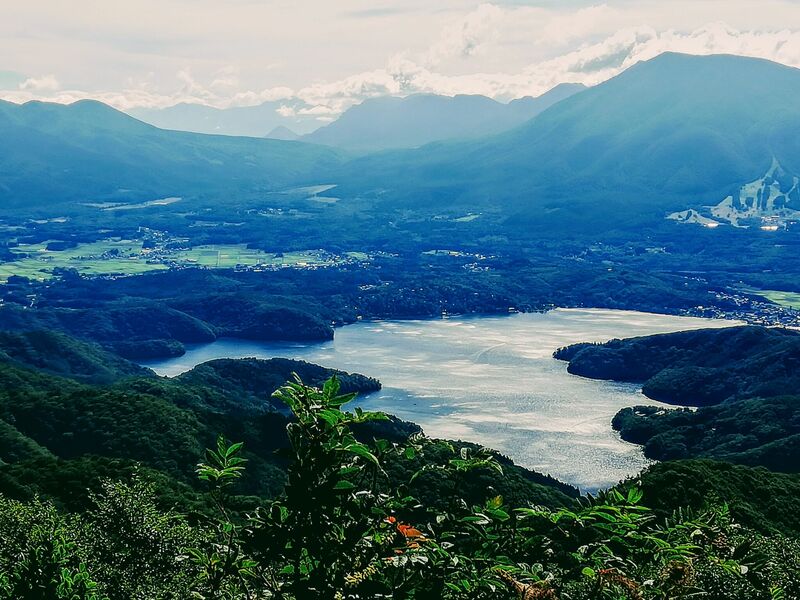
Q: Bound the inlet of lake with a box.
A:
[143,308,739,492]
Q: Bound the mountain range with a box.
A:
[298,83,585,151]
[128,84,585,150]
[128,99,322,137]
[0,98,342,207]
[2,53,800,232]
[334,52,800,232]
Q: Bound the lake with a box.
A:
[143,308,739,491]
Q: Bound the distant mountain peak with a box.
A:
[301,83,585,151]
[0,97,344,206]
[265,125,299,141]
[127,100,322,137]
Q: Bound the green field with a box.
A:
[0,240,363,283]
[0,239,166,282]
[757,289,800,309]
[173,245,341,268]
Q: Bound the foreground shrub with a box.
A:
[1,375,797,599]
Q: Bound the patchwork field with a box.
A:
[0,239,363,282]
[172,245,345,268]
[0,239,166,282]
[758,289,800,309]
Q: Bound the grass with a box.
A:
[758,289,800,309]
[0,240,366,283]
[173,245,339,268]
[0,239,167,282]
[739,286,800,309]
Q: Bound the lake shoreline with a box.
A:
[142,309,741,491]
[145,303,746,362]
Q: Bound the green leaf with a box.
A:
[225,441,244,457]
[342,442,381,467]
[323,376,341,398]
[486,495,503,509]
[486,508,510,521]
[318,409,342,427]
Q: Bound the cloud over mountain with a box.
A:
[3,1,800,123]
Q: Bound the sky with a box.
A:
[3,0,800,121]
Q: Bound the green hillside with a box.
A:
[556,326,800,473]
[0,329,152,384]
[0,372,796,599]
[556,325,800,405]
[0,99,344,207]
[337,53,800,232]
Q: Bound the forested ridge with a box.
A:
[0,329,573,514]
[1,373,798,599]
[0,328,798,598]
[555,326,800,406]
[557,325,800,476]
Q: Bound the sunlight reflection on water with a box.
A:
[143,308,740,492]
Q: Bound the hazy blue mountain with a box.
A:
[301,83,585,151]
[338,53,800,231]
[5,53,800,230]
[265,125,300,140]
[128,100,321,137]
[0,99,343,207]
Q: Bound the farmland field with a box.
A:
[0,239,166,282]
[758,289,800,309]
[0,239,364,282]
[172,245,344,268]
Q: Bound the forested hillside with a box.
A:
[557,325,800,475]
[556,325,800,405]
[0,373,797,599]
[0,99,343,206]
[0,329,573,515]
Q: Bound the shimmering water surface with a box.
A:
[143,309,739,491]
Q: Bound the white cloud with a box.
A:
[230,86,295,107]
[209,66,240,92]
[274,22,800,110]
[3,1,800,123]
[19,74,60,92]
[425,3,504,65]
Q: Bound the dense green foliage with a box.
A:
[0,376,796,599]
[174,357,381,413]
[634,460,800,537]
[613,397,800,472]
[0,329,152,383]
[0,337,572,517]
[0,352,372,506]
[0,255,722,360]
[556,326,800,406]
[0,295,334,356]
